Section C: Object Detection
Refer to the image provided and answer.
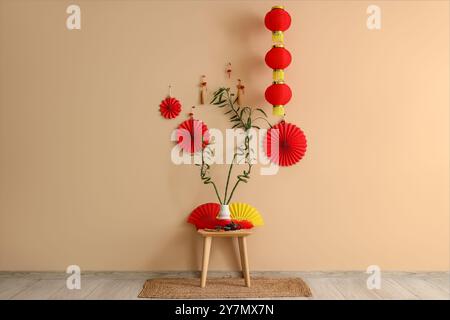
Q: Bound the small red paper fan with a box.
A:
[159,97,181,119]
[264,121,307,167]
[187,203,220,230]
[177,118,210,153]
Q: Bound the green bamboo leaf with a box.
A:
[256,108,268,117]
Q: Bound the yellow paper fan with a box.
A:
[229,203,264,227]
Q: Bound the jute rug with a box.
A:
[138,277,312,299]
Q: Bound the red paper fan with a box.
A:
[187,203,220,230]
[233,219,254,229]
[159,97,181,119]
[177,118,210,153]
[264,121,307,167]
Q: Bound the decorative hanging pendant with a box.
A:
[264,120,307,167]
[226,62,232,79]
[159,97,181,119]
[236,79,245,105]
[265,45,292,70]
[200,75,207,104]
[264,6,293,116]
[159,85,182,119]
[265,82,292,116]
[264,6,291,42]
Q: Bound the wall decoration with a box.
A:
[229,203,264,227]
[264,6,292,116]
[236,79,245,105]
[226,62,232,78]
[262,5,307,168]
[264,5,291,44]
[265,45,292,70]
[200,75,207,104]
[159,85,182,119]
[265,83,292,106]
[176,113,210,153]
[264,120,307,167]
[165,6,308,233]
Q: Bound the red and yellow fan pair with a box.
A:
[187,203,264,230]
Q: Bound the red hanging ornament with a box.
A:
[264,121,307,167]
[226,62,232,79]
[265,83,292,106]
[265,45,292,70]
[264,6,291,32]
[176,117,210,153]
[159,97,181,119]
[200,75,207,104]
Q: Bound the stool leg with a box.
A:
[200,236,212,288]
[238,238,245,276]
[238,237,250,287]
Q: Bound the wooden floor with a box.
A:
[0,272,448,300]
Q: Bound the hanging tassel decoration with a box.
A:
[226,62,232,79]
[236,79,245,105]
[200,75,207,105]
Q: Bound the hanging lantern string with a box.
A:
[168,84,172,97]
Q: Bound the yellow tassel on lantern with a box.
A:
[272,31,284,44]
[273,105,285,116]
[273,69,284,82]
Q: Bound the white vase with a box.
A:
[217,204,231,220]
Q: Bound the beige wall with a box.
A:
[0,0,448,271]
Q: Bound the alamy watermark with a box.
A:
[66,265,81,290]
[170,125,280,176]
[66,4,81,30]
[367,5,381,30]
[366,265,381,290]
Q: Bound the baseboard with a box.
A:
[0,270,447,280]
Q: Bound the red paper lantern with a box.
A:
[264,6,291,32]
[265,83,292,106]
[265,46,292,70]
[264,121,307,167]
[176,118,210,153]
